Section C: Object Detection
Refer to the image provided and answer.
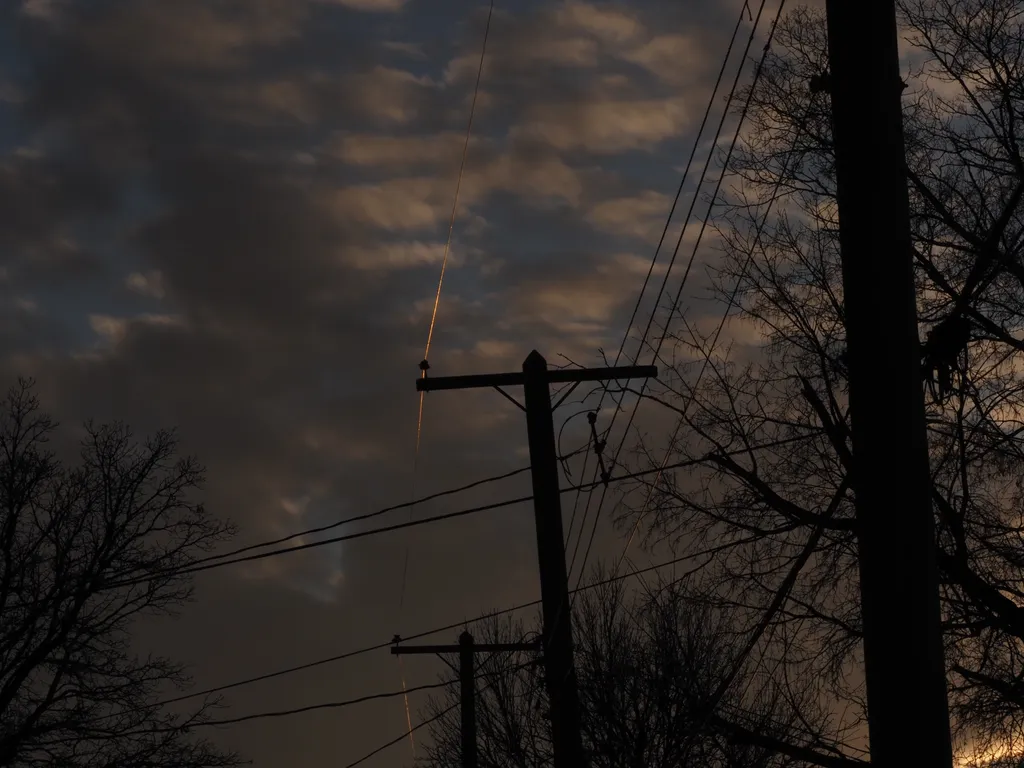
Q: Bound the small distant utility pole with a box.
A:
[392,632,537,768]
[824,0,953,766]
[417,350,657,768]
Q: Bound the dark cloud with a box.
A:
[0,0,767,764]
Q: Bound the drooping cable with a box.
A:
[133,435,813,713]
[158,655,536,736]
[192,465,530,568]
[87,435,804,592]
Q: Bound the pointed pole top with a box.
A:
[523,349,546,370]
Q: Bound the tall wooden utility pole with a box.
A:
[824,2,953,766]
[392,632,537,768]
[417,350,656,768]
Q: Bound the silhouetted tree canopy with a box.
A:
[0,379,240,767]
[611,0,1024,763]
[423,574,815,768]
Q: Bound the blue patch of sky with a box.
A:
[0,103,26,154]
[597,140,700,185]
[322,0,563,86]
[480,191,618,267]
[0,15,28,82]
[26,171,167,352]
[0,30,34,153]
[308,1,463,82]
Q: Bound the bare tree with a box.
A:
[421,573,814,768]
[606,0,1024,763]
[0,379,240,767]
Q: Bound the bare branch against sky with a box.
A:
[1,0,1023,766]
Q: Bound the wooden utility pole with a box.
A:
[392,632,537,768]
[824,1,953,766]
[417,350,656,768]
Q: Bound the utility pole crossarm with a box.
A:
[391,642,539,655]
[416,357,657,392]
[417,371,526,392]
[390,632,538,768]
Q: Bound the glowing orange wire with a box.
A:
[421,0,494,367]
[398,656,415,756]
[397,2,495,757]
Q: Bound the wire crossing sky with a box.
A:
[0,1,802,766]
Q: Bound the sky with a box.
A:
[0,0,785,765]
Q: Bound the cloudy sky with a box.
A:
[0,0,782,764]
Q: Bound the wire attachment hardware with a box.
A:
[587,412,611,486]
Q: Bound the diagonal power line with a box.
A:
[198,464,531,567]
[400,3,496,749]
[571,0,788,596]
[563,0,759,584]
[144,435,813,711]
[97,436,808,591]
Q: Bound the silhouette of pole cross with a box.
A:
[392,632,539,768]
[416,350,657,768]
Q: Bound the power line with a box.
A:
[158,641,400,708]
[105,494,537,590]
[156,654,534,741]
[562,0,756,577]
[96,435,809,592]
[144,656,523,736]
[145,434,812,710]
[420,0,494,367]
[602,5,824,744]
[68,683,457,742]
[559,409,594,552]
[85,525,788,740]
[402,4,495,746]
[343,701,458,768]
[572,0,785,594]
[342,657,535,768]
[190,462,528,573]
[189,451,580,584]
[194,464,531,568]
[8,436,809,614]
[574,15,824,742]
[189,680,452,729]
[568,0,771,587]
[612,69,817,583]
[157,611,541,710]
[146,617,536,713]
[405,0,496,570]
